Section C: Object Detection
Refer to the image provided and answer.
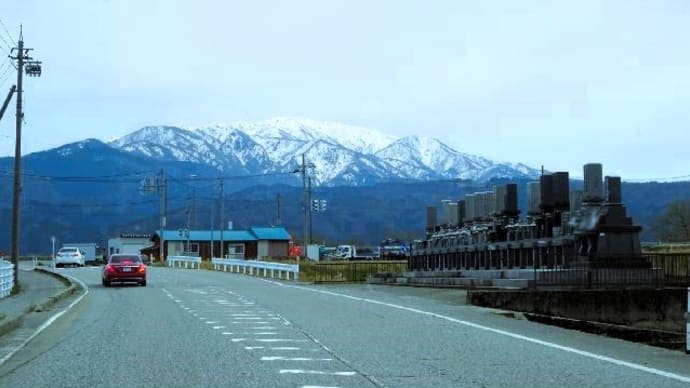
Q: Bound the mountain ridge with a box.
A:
[109,117,540,185]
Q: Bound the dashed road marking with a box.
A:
[280,370,356,376]
[261,356,333,361]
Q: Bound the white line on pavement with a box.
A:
[280,370,356,376]
[261,356,333,361]
[259,279,690,384]
[0,273,89,367]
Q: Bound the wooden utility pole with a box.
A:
[9,26,41,286]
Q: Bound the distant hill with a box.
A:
[1,139,688,255]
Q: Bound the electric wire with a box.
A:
[0,18,15,47]
[0,61,12,87]
[0,32,11,56]
[0,169,157,182]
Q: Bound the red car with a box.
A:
[102,254,147,287]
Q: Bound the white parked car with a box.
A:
[55,247,85,267]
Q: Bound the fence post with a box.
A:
[686,287,690,354]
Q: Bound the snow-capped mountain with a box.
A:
[109,117,539,185]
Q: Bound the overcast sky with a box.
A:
[0,0,688,180]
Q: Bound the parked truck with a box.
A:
[326,244,379,260]
[63,242,98,265]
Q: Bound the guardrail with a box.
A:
[0,259,15,298]
[212,258,299,281]
[168,255,202,269]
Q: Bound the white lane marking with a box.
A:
[261,356,333,361]
[232,321,269,324]
[302,386,341,388]
[230,313,257,317]
[251,327,277,330]
[212,326,226,330]
[233,317,262,320]
[205,321,220,324]
[245,346,309,351]
[0,273,89,367]
[220,332,278,335]
[257,339,307,343]
[260,279,690,384]
[280,370,356,376]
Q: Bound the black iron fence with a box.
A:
[533,254,689,289]
[644,253,690,287]
[314,260,408,283]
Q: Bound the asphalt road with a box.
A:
[0,266,689,388]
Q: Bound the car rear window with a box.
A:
[60,248,77,253]
[110,255,142,264]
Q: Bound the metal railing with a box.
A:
[532,255,690,290]
[211,258,299,281]
[167,255,202,269]
[533,266,665,290]
[0,259,14,298]
[687,287,690,354]
[644,253,690,287]
[314,260,408,283]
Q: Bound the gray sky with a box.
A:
[0,0,688,180]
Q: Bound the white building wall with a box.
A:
[257,241,269,258]
[108,237,152,256]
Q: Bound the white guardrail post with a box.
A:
[167,256,201,269]
[0,260,15,298]
[210,258,299,281]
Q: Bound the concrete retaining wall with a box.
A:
[467,288,686,333]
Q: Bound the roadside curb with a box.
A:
[0,268,79,339]
[30,268,79,313]
[0,316,22,338]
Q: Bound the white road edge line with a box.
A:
[0,273,89,367]
[259,278,690,384]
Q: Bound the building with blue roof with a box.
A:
[144,227,292,260]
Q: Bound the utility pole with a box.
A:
[158,169,167,262]
[301,154,307,262]
[219,178,225,258]
[190,186,196,229]
[308,175,313,246]
[210,193,215,259]
[276,193,281,226]
[9,26,41,286]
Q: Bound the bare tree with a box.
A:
[652,199,690,242]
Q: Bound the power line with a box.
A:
[0,169,155,182]
[0,61,12,86]
[0,18,15,46]
[25,197,181,208]
[0,39,10,58]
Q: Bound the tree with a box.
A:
[652,199,690,242]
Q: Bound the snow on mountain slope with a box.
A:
[109,118,539,185]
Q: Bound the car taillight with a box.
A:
[106,264,117,273]
[137,264,146,273]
